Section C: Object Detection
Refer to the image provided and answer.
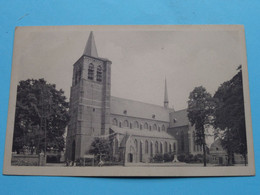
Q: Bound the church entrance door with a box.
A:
[128,153,133,162]
[219,157,223,164]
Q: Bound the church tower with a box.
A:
[164,78,169,108]
[66,32,112,161]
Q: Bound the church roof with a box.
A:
[110,125,175,139]
[110,96,170,122]
[83,31,98,57]
[170,109,190,127]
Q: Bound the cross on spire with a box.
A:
[83,31,98,57]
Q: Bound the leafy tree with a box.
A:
[89,137,112,162]
[187,86,215,166]
[12,79,70,154]
[213,66,247,165]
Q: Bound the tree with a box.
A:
[12,79,70,154]
[187,86,215,166]
[89,137,112,163]
[213,66,247,165]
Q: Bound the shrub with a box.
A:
[163,153,174,162]
[178,154,186,162]
[153,153,164,162]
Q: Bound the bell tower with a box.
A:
[66,31,112,161]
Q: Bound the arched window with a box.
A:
[134,121,139,129]
[153,124,157,131]
[144,123,148,129]
[160,142,163,153]
[123,120,129,127]
[140,124,142,130]
[162,125,165,131]
[173,142,176,152]
[96,65,102,82]
[114,139,119,154]
[75,67,82,85]
[158,126,161,132]
[112,118,118,126]
[134,139,138,152]
[119,122,122,128]
[169,144,172,153]
[150,142,153,157]
[193,131,196,151]
[164,142,168,153]
[155,141,159,154]
[145,140,148,154]
[149,126,152,131]
[88,63,94,80]
[139,141,143,162]
[181,131,185,151]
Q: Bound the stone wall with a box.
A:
[11,154,45,166]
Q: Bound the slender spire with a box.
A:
[164,78,169,108]
[83,31,98,57]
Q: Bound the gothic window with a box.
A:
[134,139,138,152]
[155,141,159,154]
[114,139,119,154]
[160,142,163,153]
[123,120,129,127]
[88,63,94,80]
[144,123,148,129]
[112,118,118,126]
[96,65,102,82]
[78,68,82,81]
[134,121,139,129]
[150,142,153,157]
[149,126,152,131]
[119,122,122,128]
[169,144,172,153]
[162,125,165,131]
[173,142,176,152]
[145,140,148,154]
[181,131,185,151]
[164,142,168,153]
[193,131,196,151]
[75,67,82,85]
[153,124,157,131]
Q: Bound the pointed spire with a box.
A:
[83,31,98,57]
[164,78,169,108]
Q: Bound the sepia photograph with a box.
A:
[3,25,255,176]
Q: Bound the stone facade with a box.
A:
[66,54,112,161]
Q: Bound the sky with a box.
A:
[13,26,243,111]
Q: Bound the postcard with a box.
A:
[3,25,255,176]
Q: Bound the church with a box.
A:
[66,32,203,164]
